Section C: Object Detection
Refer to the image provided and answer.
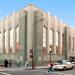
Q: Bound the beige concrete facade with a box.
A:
[0,4,75,65]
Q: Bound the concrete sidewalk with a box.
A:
[0,66,48,71]
[0,67,24,71]
[26,66,48,69]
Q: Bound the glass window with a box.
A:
[0,33,1,52]
[69,36,71,49]
[16,26,20,50]
[16,26,19,42]
[73,37,74,51]
[10,29,14,51]
[43,27,46,47]
[56,32,59,46]
[49,30,53,45]
[5,31,8,53]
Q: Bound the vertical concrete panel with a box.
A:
[47,12,50,54]
[64,27,69,59]
[67,27,70,59]
[70,28,72,56]
[69,29,71,56]
[74,30,75,54]
[53,16,57,54]
[5,15,10,53]
[59,19,63,54]
[19,11,27,62]
[1,18,5,53]
[34,11,43,65]
[27,8,34,61]
[12,12,16,53]
[69,28,74,58]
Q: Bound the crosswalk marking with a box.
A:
[0,72,12,75]
[0,69,73,75]
[28,70,73,75]
[54,72,72,75]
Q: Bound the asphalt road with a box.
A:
[0,68,75,75]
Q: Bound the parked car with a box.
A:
[71,62,75,67]
[53,60,74,70]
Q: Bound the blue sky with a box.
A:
[0,0,75,27]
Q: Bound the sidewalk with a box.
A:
[0,66,48,71]
[26,66,48,69]
[0,67,24,71]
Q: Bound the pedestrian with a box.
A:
[9,59,12,67]
[48,63,54,72]
[17,59,20,67]
[4,59,8,67]
[24,61,28,69]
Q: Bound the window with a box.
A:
[69,36,71,49]
[43,27,47,54]
[5,31,8,53]
[56,31,59,46]
[49,30,53,45]
[16,26,20,51]
[10,29,14,51]
[0,33,1,52]
[73,37,74,51]
[43,27,46,47]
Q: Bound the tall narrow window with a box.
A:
[0,33,1,53]
[56,31,59,46]
[43,27,47,54]
[62,33,65,54]
[16,26,20,51]
[49,29,53,52]
[49,30,53,45]
[56,31,60,54]
[73,37,74,51]
[43,27,46,47]
[10,29,13,52]
[69,36,71,50]
[5,31,8,53]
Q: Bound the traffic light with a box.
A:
[29,49,33,58]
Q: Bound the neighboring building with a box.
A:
[0,4,75,66]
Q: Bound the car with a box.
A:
[53,60,74,70]
[71,62,75,67]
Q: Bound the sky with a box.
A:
[0,0,75,27]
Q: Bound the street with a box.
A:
[0,68,75,75]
